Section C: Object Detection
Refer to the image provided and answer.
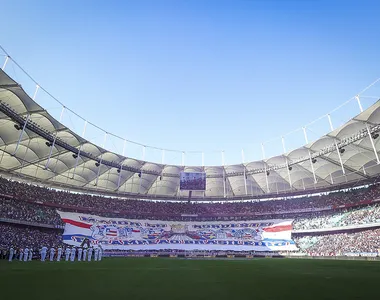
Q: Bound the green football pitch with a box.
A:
[1,258,379,300]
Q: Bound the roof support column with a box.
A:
[154,174,159,198]
[29,84,39,175]
[30,85,39,184]
[45,106,65,170]
[302,127,317,183]
[327,114,346,174]
[117,165,123,190]
[0,147,6,166]
[131,171,134,193]
[124,172,128,193]
[366,119,380,164]
[117,139,127,190]
[138,170,142,194]
[242,149,248,195]
[356,95,380,164]
[355,95,364,113]
[70,120,87,178]
[282,136,292,189]
[32,84,40,101]
[95,132,107,187]
[176,180,181,199]
[330,173,334,184]
[105,165,111,191]
[34,159,39,178]
[243,167,247,196]
[2,55,9,71]
[262,143,270,193]
[12,114,30,156]
[222,151,226,198]
[17,138,32,176]
[275,181,279,195]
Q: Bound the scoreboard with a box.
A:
[179,172,206,191]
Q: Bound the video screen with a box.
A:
[180,172,206,191]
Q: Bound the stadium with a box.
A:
[1,2,380,300]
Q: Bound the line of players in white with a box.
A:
[7,246,103,262]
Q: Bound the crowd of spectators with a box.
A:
[0,223,63,251]
[0,197,63,226]
[293,204,380,230]
[0,175,380,228]
[294,228,380,255]
[1,221,379,257]
[340,204,380,226]
[1,176,380,257]
[1,177,380,218]
[1,193,379,232]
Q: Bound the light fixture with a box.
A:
[14,124,21,130]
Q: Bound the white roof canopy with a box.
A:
[1,69,380,199]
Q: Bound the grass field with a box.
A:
[1,258,379,300]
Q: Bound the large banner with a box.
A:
[57,211,297,251]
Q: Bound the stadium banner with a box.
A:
[57,211,297,251]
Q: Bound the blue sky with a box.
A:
[1,0,380,166]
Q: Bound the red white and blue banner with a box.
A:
[57,211,297,251]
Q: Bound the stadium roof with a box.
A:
[1,68,380,200]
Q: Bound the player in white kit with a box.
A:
[77,248,83,261]
[70,247,76,262]
[98,248,102,261]
[19,248,24,261]
[87,247,93,262]
[49,247,55,261]
[57,247,62,261]
[40,246,48,262]
[23,247,29,262]
[28,248,33,261]
[65,247,71,261]
[83,248,87,261]
[8,246,14,262]
[94,248,99,261]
